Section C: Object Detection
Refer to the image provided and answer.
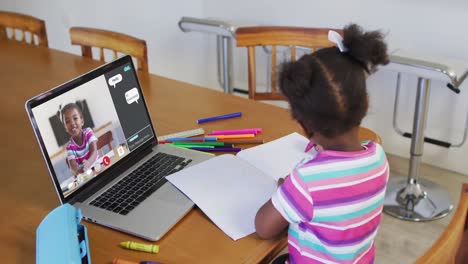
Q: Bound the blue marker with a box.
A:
[197,112,242,124]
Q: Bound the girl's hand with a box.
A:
[82,159,91,170]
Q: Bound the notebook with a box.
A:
[25,55,212,241]
[167,132,314,240]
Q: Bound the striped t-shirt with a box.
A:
[66,127,98,166]
[272,141,389,264]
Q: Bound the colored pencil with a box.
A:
[210,134,255,139]
[166,137,217,142]
[221,139,265,144]
[209,128,262,135]
[189,147,241,152]
[170,145,215,156]
[159,137,218,144]
[170,144,215,148]
[173,141,225,146]
[215,143,233,148]
[197,112,242,124]
[159,139,205,144]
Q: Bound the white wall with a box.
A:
[2,0,468,175]
[1,0,210,87]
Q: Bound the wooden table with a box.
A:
[0,42,294,264]
[0,42,378,263]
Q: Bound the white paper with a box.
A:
[167,133,313,240]
[236,132,312,180]
[167,155,276,240]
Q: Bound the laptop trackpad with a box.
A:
[150,182,192,206]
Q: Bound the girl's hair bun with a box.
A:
[279,58,311,98]
[343,24,389,72]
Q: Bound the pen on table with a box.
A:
[210,134,255,139]
[173,141,225,146]
[170,145,216,156]
[159,137,217,143]
[215,143,234,148]
[170,144,215,149]
[209,128,263,135]
[189,147,241,152]
[197,112,242,124]
[120,241,159,253]
[221,139,264,144]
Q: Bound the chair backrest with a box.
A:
[236,26,339,101]
[96,130,113,156]
[69,27,148,72]
[359,127,382,145]
[0,11,48,47]
[416,183,468,264]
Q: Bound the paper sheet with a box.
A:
[167,155,276,240]
[236,132,312,180]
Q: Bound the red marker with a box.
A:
[103,156,111,166]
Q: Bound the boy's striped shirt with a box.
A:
[272,141,389,264]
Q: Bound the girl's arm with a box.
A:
[83,141,98,170]
[255,199,289,239]
[68,159,82,176]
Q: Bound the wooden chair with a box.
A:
[236,26,339,101]
[416,183,468,264]
[0,11,48,47]
[69,27,148,72]
[97,130,113,156]
[359,127,382,145]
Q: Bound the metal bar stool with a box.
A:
[178,17,237,94]
[383,50,468,221]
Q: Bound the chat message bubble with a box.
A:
[108,74,122,88]
[125,88,140,104]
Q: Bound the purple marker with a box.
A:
[197,112,242,124]
[189,147,241,152]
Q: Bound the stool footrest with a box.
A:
[402,132,451,148]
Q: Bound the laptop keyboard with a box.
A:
[89,152,192,215]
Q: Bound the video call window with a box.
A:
[31,63,154,198]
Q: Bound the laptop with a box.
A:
[25,55,211,241]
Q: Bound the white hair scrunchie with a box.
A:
[328,30,348,53]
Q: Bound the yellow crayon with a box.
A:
[119,241,159,253]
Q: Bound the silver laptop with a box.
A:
[25,55,211,241]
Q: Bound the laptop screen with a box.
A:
[27,56,156,201]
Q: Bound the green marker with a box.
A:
[171,145,215,156]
